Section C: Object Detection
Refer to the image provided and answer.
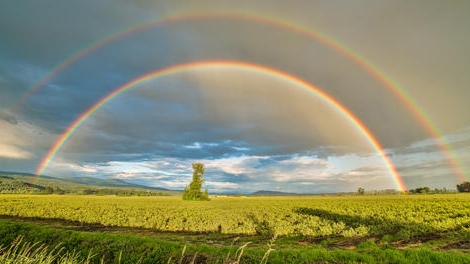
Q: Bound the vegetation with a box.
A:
[0,171,176,196]
[409,186,431,194]
[456,181,470,192]
[0,194,469,239]
[182,163,210,201]
[357,187,365,195]
[0,194,469,263]
[1,170,469,262]
[1,220,468,264]
[0,235,86,264]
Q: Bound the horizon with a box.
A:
[0,170,459,195]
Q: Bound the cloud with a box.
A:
[52,68,379,165]
[0,144,32,159]
[386,127,470,189]
[43,151,388,192]
[0,1,428,148]
[43,123,470,193]
[0,120,54,157]
[0,0,156,66]
[205,181,241,193]
[0,113,18,125]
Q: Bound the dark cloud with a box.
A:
[49,70,375,162]
[0,0,155,66]
[205,171,252,184]
[397,160,459,190]
[0,113,18,125]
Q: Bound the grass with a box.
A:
[1,194,469,263]
[0,235,87,264]
[1,218,470,263]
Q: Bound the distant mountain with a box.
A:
[249,190,299,196]
[68,176,169,191]
[0,171,62,181]
[0,171,176,195]
[0,171,45,178]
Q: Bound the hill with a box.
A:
[66,176,169,190]
[0,171,178,196]
[249,190,300,196]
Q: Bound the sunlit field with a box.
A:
[1,194,469,263]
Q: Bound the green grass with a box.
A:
[1,223,469,264]
[0,235,86,264]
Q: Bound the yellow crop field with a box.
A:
[1,194,469,240]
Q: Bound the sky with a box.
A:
[0,0,469,193]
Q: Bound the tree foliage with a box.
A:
[357,187,365,195]
[456,181,470,192]
[409,186,430,194]
[182,163,210,201]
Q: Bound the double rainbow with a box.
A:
[18,12,465,189]
[34,61,405,191]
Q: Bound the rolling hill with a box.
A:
[0,171,178,195]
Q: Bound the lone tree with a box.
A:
[182,162,210,201]
[358,187,365,195]
[457,181,470,192]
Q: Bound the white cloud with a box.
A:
[202,156,264,175]
[0,120,56,160]
[184,142,219,149]
[206,181,240,190]
[0,143,32,159]
[41,141,409,192]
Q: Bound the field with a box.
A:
[0,194,469,263]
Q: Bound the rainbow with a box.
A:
[11,11,464,182]
[34,61,407,191]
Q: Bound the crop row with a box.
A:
[0,194,469,240]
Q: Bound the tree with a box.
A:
[417,187,430,194]
[43,186,54,194]
[358,187,365,195]
[182,163,210,201]
[456,181,470,192]
[410,186,430,194]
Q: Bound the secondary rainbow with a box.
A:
[34,60,407,191]
[13,12,464,182]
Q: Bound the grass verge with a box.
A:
[1,219,469,263]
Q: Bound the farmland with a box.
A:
[0,194,469,263]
